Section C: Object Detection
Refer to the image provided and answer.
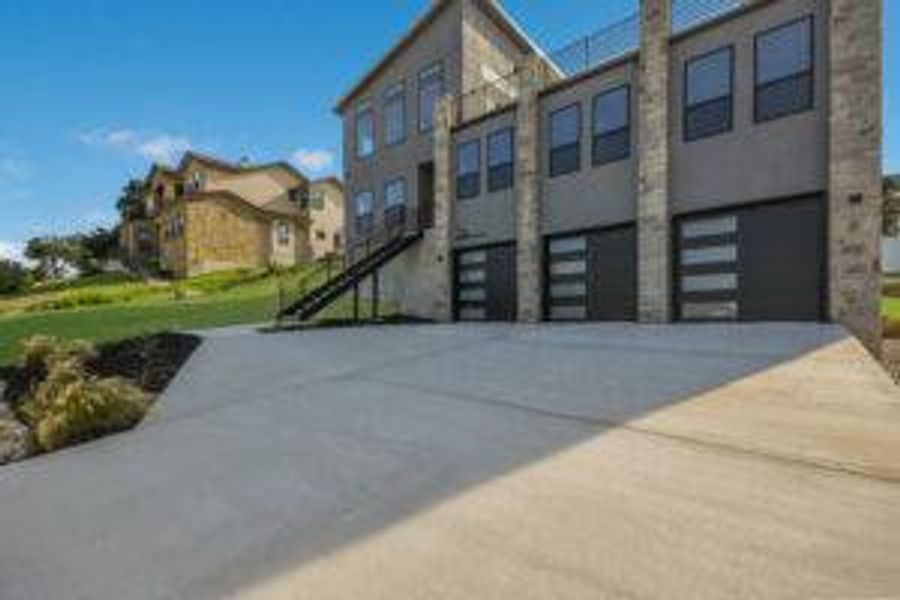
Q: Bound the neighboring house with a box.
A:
[332,0,883,352]
[882,175,900,274]
[305,177,346,259]
[120,151,343,278]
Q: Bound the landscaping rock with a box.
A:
[0,417,32,465]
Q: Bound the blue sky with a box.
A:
[0,0,898,260]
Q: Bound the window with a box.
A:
[315,230,326,241]
[547,235,588,321]
[277,222,291,246]
[354,191,374,235]
[755,17,814,122]
[188,171,206,192]
[174,182,184,197]
[487,128,514,192]
[356,100,375,158]
[418,62,444,132]
[456,140,481,199]
[385,177,406,208]
[549,104,581,177]
[593,85,631,165]
[684,47,733,141]
[384,82,406,146]
[333,232,342,249]
[309,192,325,211]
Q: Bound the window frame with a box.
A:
[683,45,735,143]
[487,127,515,193]
[353,190,375,236]
[418,61,444,133]
[355,99,375,159]
[592,84,631,166]
[456,139,481,200]
[276,221,292,246]
[384,177,407,209]
[549,103,582,178]
[383,81,407,147]
[753,15,815,124]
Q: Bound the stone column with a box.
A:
[515,57,545,322]
[637,0,672,324]
[430,95,457,322]
[828,0,883,355]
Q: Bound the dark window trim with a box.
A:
[383,82,407,147]
[456,139,481,200]
[487,127,515,193]
[383,176,407,209]
[418,60,444,134]
[549,103,582,178]
[753,15,815,124]
[592,83,631,165]
[683,44,735,143]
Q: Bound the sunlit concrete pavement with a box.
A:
[1,323,900,599]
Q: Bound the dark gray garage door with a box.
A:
[546,226,637,321]
[455,244,517,321]
[676,195,825,321]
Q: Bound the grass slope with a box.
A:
[0,265,360,366]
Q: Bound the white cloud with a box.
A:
[78,128,192,164]
[0,240,25,262]
[292,148,335,174]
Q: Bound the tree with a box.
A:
[78,227,120,273]
[25,236,84,281]
[116,179,147,221]
[0,259,30,295]
[885,176,900,238]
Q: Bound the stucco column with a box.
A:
[636,0,672,324]
[430,95,457,322]
[515,57,545,322]
[828,0,883,355]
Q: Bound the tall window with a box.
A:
[384,82,406,146]
[549,104,581,178]
[418,62,444,132]
[487,128,514,192]
[276,221,291,246]
[354,190,374,235]
[356,100,375,158]
[456,140,481,200]
[592,85,630,165]
[684,47,733,141]
[384,177,407,226]
[755,17,814,123]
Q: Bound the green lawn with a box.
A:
[0,265,361,366]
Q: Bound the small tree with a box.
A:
[25,236,84,281]
[0,259,30,295]
[116,179,147,221]
[885,176,900,238]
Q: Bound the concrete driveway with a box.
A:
[1,323,900,599]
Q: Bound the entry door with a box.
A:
[417,162,435,230]
[587,227,637,321]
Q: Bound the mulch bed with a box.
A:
[1,332,202,409]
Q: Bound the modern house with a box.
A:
[120,151,344,277]
[323,0,881,352]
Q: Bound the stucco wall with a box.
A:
[308,180,346,258]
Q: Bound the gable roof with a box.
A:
[176,151,308,185]
[333,0,555,113]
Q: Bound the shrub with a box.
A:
[15,336,150,452]
[0,259,30,296]
[884,318,900,340]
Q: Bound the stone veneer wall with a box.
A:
[184,199,270,277]
[636,0,672,323]
[427,97,458,321]
[828,0,883,354]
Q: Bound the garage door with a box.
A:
[455,244,517,321]
[546,226,637,321]
[676,195,825,321]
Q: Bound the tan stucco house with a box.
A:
[305,176,346,259]
[121,152,344,277]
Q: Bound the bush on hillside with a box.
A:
[0,259,30,296]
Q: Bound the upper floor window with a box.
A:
[276,221,291,246]
[354,190,374,235]
[356,100,375,158]
[174,182,185,197]
[755,17,814,123]
[384,82,406,146]
[487,127,514,192]
[418,62,444,133]
[309,191,325,211]
[188,171,206,192]
[456,140,481,200]
[685,47,733,142]
[549,104,581,178]
[592,85,631,164]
